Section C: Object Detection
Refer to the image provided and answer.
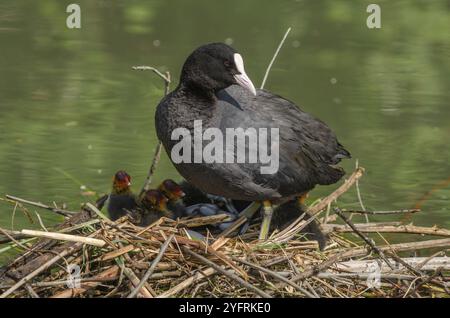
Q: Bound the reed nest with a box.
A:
[0,168,449,298]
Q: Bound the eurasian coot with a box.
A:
[155,43,350,239]
[139,189,174,226]
[158,179,186,218]
[106,170,138,221]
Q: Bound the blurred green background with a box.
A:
[0,0,449,239]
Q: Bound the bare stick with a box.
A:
[173,214,232,228]
[6,195,77,217]
[272,167,365,242]
[260,27,292,89]
[231,256,316,298]
[218,215,248,238]
[340,209,420,215]
[355,159,369,223]
[121,266,154,298]
[128,234,174,298]
[182,247,272,298]
[132,66,171,85]
[322,223,450,237]
[331,257,450,273]
[334,207,395,269]
[291,251,349,283]
[139,142,163,198]
[295,238,450,284]
[133,66,171,198]
[20,229,106,247]
[25,284,39,298]
[157,267,216,298]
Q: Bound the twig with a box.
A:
[403,268,443,297]
[272,167,364,242]
[334,207,395,269]
[182,247,272,298]
[132,66,171,85]
[5,195,76,217]
[322,223,450,237]
[231,256,316,298]
[260,27,291,89]
[25,284,39,298]
[175,214,232,228]
[51,266,120,298]
[157,267,216,298]
[20,229,106,247]
[341,209,421,215]
[354,159,369,223]
[34,211,48,232]
[128,234,174,298]
[133,66,171,198]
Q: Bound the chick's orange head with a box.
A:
[159,179,185,200]
[113,170,131,191]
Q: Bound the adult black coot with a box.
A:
[155,43,350,240]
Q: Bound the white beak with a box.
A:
[233,53,257,96]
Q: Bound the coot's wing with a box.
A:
[216,86,350,193]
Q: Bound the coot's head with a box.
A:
[158,179,185,201]
[112,170,132,193]
[142,189,168,212]
[180,43,256,96]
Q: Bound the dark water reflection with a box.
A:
[0,0,449,244]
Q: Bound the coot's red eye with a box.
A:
[224,60,231,68]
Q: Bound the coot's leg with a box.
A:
[259,200,274,240]
[218,202,261,237]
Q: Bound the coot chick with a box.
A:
[158,179,186,218]
[271,201,328,250]
[140,189,174,226]
[155,43,350,240]
[106,171,138,221]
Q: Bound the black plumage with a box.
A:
[106,171,138,221]
[155,43,350,239]
[156,43,349,203]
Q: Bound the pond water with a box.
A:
[0,0,449,244]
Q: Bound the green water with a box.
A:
[0,0,449,239]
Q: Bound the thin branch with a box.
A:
[5,195,76,217]
[322,223,450,237]
[260,27,292,89]
[334,207,395,269]
[272,167,364,242]
[231,256,316,298]
[354,159,369,223]
[182,246,272,298]
[128,234,174,298]
[19,229,106,247]
[132,66,171,198]
[341,209,420,215]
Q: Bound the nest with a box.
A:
[0,169,449,298]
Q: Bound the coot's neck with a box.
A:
[176,81,218,104]
[111,187,132,195]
